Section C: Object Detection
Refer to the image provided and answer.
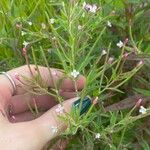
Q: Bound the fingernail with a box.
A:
[72,97,92,115]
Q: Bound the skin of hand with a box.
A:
[0,65,86,150]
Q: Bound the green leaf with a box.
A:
[134,88,150,97]
[128,0,141,4]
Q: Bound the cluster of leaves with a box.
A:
[0,0,150,149]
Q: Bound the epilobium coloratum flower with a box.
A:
[139,106,147,114]
[70,70,80,78]
[21,31,26,36]
[23,41,29,47]
[49,18,55,24]
[83,2,98,13]
[95,133,101,139]
[78,25,83,30]
[28,21,32,26]
[55,104,64,114]
[102,50,107,55]
[107,21,112,27]
[117,40,124,48]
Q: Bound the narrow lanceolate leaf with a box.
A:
[134,88,150,97]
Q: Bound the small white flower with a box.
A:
[70,70,80,78]
[49,18,55,24]
[84,4,92,11]
[21,31,26,36]
[52,36,56,40]
[139,106,147,114]
[90,4,97,13]
[102,50,107,55]
[28,21,32,26]
[107,21,112,27]
[117,40,124,48]
[51,126,58,134]
[78,25,83,30]
[95,133,101,139]
[52,71,57,76]
[23,41,29,47]
[41,23,46,29]
[55,104,64,114]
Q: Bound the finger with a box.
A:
[9,111,44,123]
[11,94,56,115]
[10,91,77,114]
[6,65,86,96]
[31,97,81,145]
[0,109,9,124]
[60,90,77,99]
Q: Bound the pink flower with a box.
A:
[55,104,64,114]
[137,60,144,67]
[83,2,98,13]
[123,52,130,58]
[16,23,22,29]
[11,115,16,120]
[52,71,57,76]
[90,4,97,13]
[93,97,98,105]
[22,47,27,56]
[108,57,114,64]
[124,38,129,44]
[135,98,143,107]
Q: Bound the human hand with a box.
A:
[0,65,86,150]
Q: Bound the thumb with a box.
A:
[32,97,91,145]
